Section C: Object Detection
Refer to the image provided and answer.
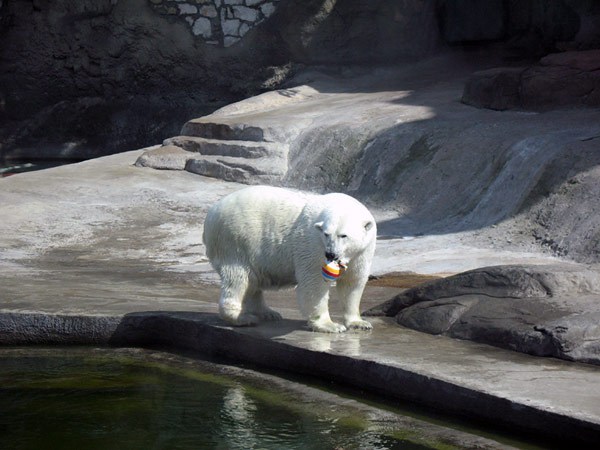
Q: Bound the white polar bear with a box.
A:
[203,185,377,333]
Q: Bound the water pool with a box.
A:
[0,348,528,450]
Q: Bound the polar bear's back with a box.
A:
[203,186,310,286]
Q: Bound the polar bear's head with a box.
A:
[314,200,376,266]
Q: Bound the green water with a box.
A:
[0,349,438,450]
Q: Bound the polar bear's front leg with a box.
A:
[296,278,346,333]
[336,276,372,330]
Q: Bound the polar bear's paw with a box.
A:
[221,310,260,327]
[345,318,373,331]
[259,307,283,322]
[236,313,261,326]
[308,320,347,333]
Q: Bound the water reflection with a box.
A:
[220,385,259,448]
[306,331,365,356]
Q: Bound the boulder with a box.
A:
[365,264,600,365]
[461,67,525,111]
[462,49,600,110]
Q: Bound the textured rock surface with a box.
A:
[0,0,440,162]
[365,264,600,365]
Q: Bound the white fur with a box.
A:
[203,186,377,333]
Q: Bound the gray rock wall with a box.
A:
[1,0,598,162]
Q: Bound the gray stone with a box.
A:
[178,3,198,15]
[185,153,286,184]
[181,119,267,142]
[231,5,259,22]
[199,5,217,18]
[134,145,193,170]
[260,2,275,17]
[366,264,600,365]
[238,22,250,37]
[192,16,212,37]
[163,135,279,159]
[221,18,240,36]
[224,36,238,46]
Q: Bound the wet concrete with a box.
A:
[1,151,599,446]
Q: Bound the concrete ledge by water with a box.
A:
[1,310,599,447]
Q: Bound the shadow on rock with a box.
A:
[109,311,306,354]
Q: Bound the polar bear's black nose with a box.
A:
[325,252,336,261]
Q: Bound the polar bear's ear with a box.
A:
[314,221,324,231]
[364,221,374,232]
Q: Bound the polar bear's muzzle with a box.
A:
[325,251,338,261]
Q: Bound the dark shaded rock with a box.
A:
[520,49,600,109]
[277,0,440,65]
[438,0,594,54]
[504,0,581,55]
[365,264,600,364]
[463,49,600,110]
[461,67,525,110]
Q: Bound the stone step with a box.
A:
[163,136,283,159]
[181,119,271,142]
[135,142,289,185]
[134,145,191,170]
[185,154,287,185]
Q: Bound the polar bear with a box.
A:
[203,186,377,333]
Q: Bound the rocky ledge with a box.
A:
[366,264,600,365]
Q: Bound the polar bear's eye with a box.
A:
[339,234,347,239]
[324,232,331,237]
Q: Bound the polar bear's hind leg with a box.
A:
[218,266,260,326]
[244,288,282,322]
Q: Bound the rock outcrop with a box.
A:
[365,264,600,365]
